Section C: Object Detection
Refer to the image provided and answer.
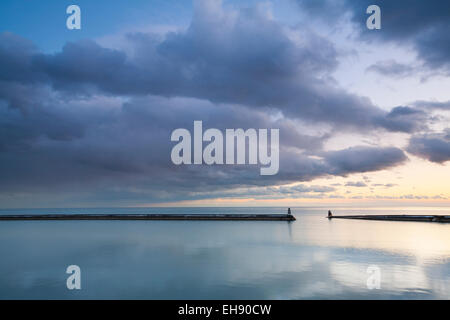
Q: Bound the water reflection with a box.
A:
[0,207,449,299]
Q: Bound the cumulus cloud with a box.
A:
[367,60,417,78]
[407,132,450,163]
[0,90,409,205]
[0,0,425,206]
[322,146,407,175]
[0,1,425,133]
[297,0,450,72]
[413,100,450,111]
[378,106,428,133]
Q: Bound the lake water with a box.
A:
[0,207,449,299]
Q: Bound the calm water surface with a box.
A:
[0,207,449,299]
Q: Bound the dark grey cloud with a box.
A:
[377,106,428,133]
[0,0,424,134]
[297,0,450,72]
[0,32,43,84]
[322,146,407,175]
[413,100,450,111]
[407,132,450,163]
[0,91,409,206]
[0,1,417,206]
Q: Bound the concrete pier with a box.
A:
[0,213,296,221]
[327,214,450,223]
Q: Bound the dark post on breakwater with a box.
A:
[0,212,296,221]
[326,210,450,223]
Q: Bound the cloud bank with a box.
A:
[0,0,447,206]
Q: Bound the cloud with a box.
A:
[0,0,419,206]
[192,183,338,200]
[296,0,450,72]
[413,100,450,111]
[0,32,42,84]
[407,132,450,163]
[345,181,367,187]
[377,106,428,133]
[1,0,424,133]
[367,60,417,78]
[322,146,407,175]
[0,91,409,205]
[372,183,398,188]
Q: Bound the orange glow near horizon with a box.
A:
[135,198,450,208]
[134,155,449,208]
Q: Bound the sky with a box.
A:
[0,0,449,208]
